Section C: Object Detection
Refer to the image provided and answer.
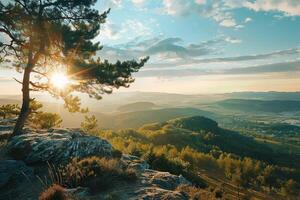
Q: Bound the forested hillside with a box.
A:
[91,116,300,199]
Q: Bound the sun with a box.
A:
[50,73,69,89]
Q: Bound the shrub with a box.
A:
[62,157,137,193]
[214,188,223,198]
[0,104,20,119]
[81,115,98,133]
[144,152,207,188]
[39,184,71,200]
[29,112,62,129]
[176,184,215,200]
[111,149,123,158]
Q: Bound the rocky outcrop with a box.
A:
[122,154,150,172]
[147,171,190,190]
[134,187,187,200]
[1,127,192,200]
[0,125,13,140]
[7,128,114,164]
[133,169,190,200]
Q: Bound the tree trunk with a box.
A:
[11,67,31,137]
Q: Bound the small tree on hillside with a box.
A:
[27,100,62,129]
[0,104,20,119]
[0,0,148,136]
[81,115,98,133]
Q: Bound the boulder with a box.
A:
[0,160,34,188]
[7,128,114,164]
[122,154,150,172]
[145,170,190,190]
[0,125,14,140]
[0,118,16,125]
[134,187,187,200]
[131,169,191,200]
[0,125,14,131]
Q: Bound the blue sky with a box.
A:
[1,0,300,94]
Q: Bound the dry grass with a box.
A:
[39,184,72,200]
[176,184,218,200]
[61,156,137,193]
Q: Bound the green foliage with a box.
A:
[61,156,137,193]
[29,100,43,113]
[0,104,20,119]
[176,184,216,200]
[0,101,62,129]
[62,95,89,113]
[26,100,62,129]
[95,116,300,196]
[39,184,71,200]
[30,112,62,129]
[81,115,98,133]
[170,116,219,133]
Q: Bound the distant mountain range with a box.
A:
[225,91,300,101]
[216,99,300,113]
[2,91,300,128]
[117,102,156,112]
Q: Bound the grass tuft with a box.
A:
[39,184,71,200]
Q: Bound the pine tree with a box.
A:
[0,0,148,136]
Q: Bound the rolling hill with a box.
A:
[108,107,213,129]
[117,102,156,112]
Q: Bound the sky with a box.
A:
[1,0,300,94]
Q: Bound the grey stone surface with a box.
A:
[7,128,114,164]
[0,125,14,139]
[0,125,192,200]
[134,187,187,200]
[144,170,190,190]
[122,154,150,172]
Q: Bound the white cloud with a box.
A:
[123,19,152,38]
[101,20,120,40]
[225,37,242,44]
[107,0,122,8]
[161,0,300,29]
[195,0,206,5]
[100,19,152,41]
[244,0,300,16]
[162,0,238,28]
[220,19,237,27]
[162,0,193,16]
[244,17,253,23]
[100,35,245,64]
[131,0,146,6]
[227,0,300,17]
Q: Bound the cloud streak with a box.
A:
[100,36,243,62]
[135,60,300,77]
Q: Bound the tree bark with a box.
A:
[11,66,32,137]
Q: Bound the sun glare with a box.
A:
[50,73,69,89]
